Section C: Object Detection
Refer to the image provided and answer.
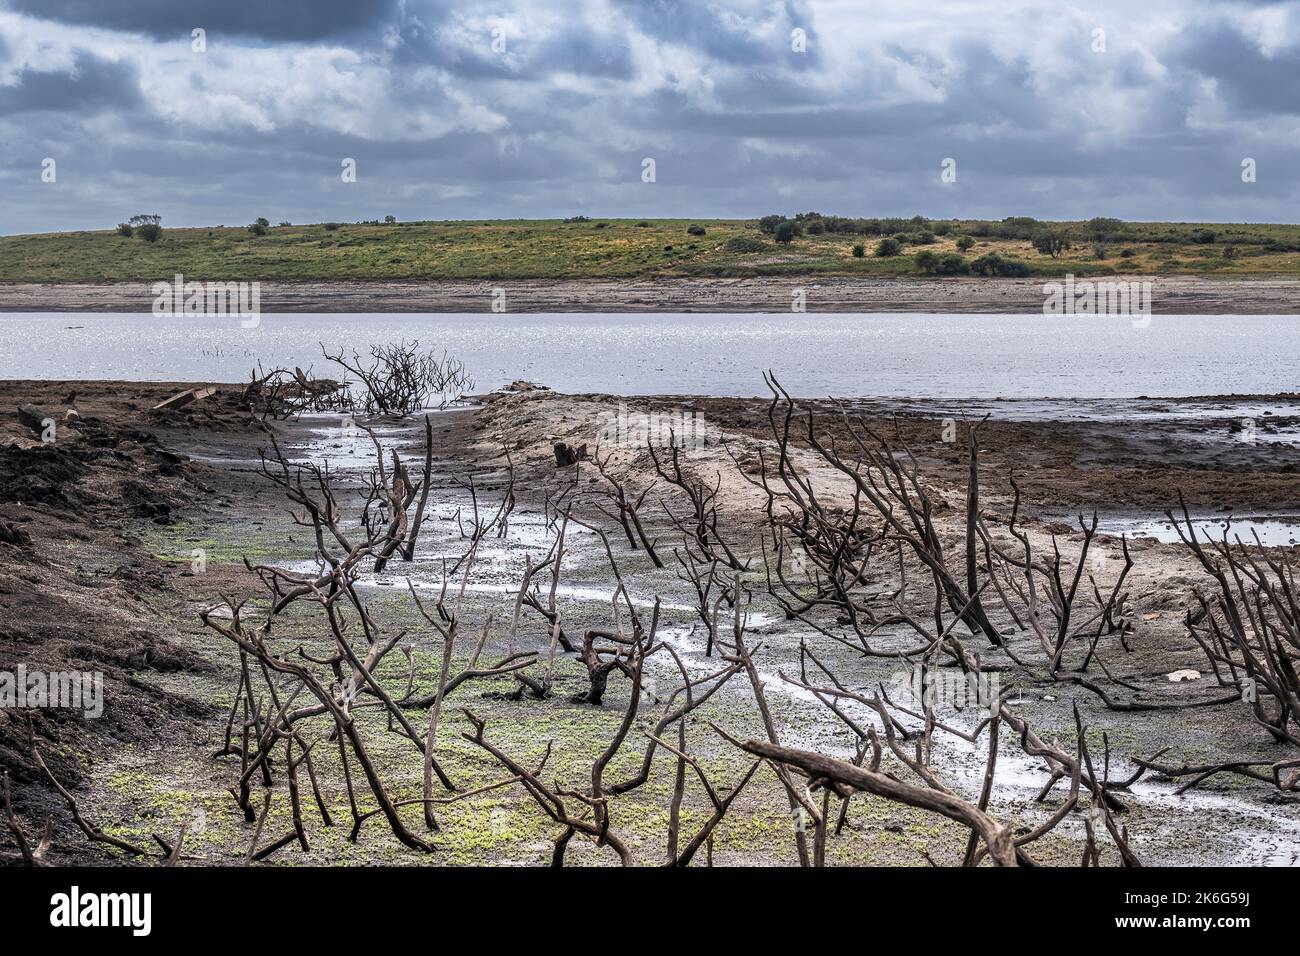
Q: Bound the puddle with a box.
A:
[1098,515,1300,547]
[289,407,468,470]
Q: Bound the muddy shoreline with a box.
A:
[3,380,1299,866]
[3,275,1300,313]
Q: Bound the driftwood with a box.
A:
[16,403,52,434]
[151,386,217,412]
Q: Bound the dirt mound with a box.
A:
[0,554,215,790]
[0,386,230,800]
[0,444,88,507]
[147,385,258,431]
[0,413,201,529]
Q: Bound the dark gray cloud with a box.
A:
[2,0,401,41]
[0,0,1297,234]
[0,50,141,114]
[1169,22,1300,116]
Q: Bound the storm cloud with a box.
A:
[0,0,1296,233]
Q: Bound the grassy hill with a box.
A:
[3,215,1300,282]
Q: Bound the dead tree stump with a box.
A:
[553,442,588,467]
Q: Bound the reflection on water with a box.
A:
[4,311,1300,398]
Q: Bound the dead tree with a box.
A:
[1,770,52,866]
[588,451,663,566]
[575,590,658,705]
[757,375,1001,646]
[737,630,1144,867]
[244,364,351,420]
[978,498,1135,673]
[201,426,540,856]
[510,508,577,656]
[648,439,748,571]
[673,547,735,657]
[752,377,1139,682]
[321,341,473,416]
[716,379,1150,865]
[1159,498,1300,790]
[459,602,755,866]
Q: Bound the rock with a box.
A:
[1166,669,1201,683]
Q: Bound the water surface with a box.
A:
[2,312,1297,398]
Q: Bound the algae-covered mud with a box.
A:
[3,378,1298,868]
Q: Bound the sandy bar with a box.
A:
[1,275,1299,313]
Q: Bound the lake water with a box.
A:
[1,312,1297,398]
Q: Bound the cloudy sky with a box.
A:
[0,0,1297,234]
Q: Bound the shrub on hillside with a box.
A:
[995,217,1041,240]
[127,213,162,242]
[969,253,1032,277]
[724,235,769,253]
[1031,229,1071,258]
[939,253,969,274]
[1085,217,1124,241]
[774,221,801,245]
[874,237,902,257]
